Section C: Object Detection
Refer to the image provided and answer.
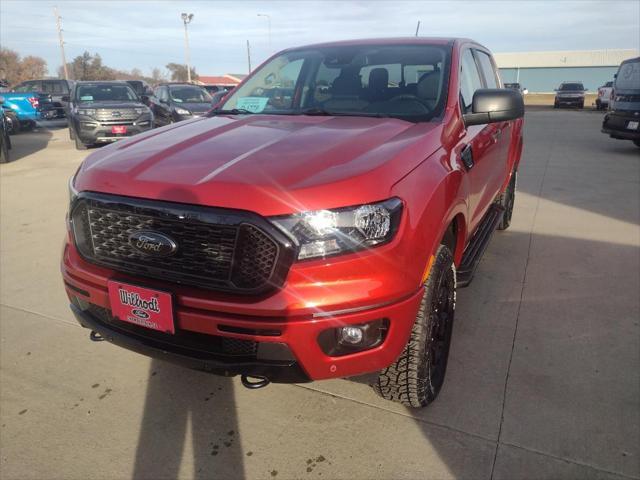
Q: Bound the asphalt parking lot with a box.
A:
[1,110,638,480]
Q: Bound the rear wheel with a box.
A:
[5,111,19,134]
[374,245,456,408]
[497,170,517,230]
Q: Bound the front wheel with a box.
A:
[497,170,517,230]
[374,245,456,408]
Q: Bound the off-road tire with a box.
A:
[374,245,456,408]
[75,135,88,150]
[497,170,517,230]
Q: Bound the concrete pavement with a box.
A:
[1,111,638,479]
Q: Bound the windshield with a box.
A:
[559,83,584,91]
[169,86,212,103]
[615,60,640,90]
[75,84,138,102]
[220,44,450,122]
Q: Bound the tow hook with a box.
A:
[89,330,105,342]
[240,375,270,389]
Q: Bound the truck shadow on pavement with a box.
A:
[132,361,244,480]
[5,129,53,163]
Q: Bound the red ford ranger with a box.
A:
[62,38,524,408]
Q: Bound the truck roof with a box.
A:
[282,37,482,52]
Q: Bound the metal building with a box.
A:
[494,49,639,92]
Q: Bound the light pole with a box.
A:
[257,13,271,51]
[181,12,194,83]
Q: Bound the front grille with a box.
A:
[93,108,139,121]
[87,304,258,358]
[71,193,296,294]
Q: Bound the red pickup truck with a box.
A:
[62,38,524,408]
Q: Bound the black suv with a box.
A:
[554,81,586,109]
[67,81,153,150]
[12,79,75,118]
[149,83,212,126]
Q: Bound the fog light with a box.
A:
[317,319,389,357]
[340,326,364,345]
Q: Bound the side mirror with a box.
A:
[61,95,70,102]
[463,89,524,127]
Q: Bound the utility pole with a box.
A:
[181,13,194,83]
[54,6,69,80]
[246,40,252,73]
[415,21,421,37]
[257,13,271,51]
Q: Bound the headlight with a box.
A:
[68,173,79,205]
[175,107,191,115]
[77,108,96,116]
[271,198,402,260]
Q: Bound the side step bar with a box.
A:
[457,204,505,288]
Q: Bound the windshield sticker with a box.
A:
[80,95,94,101]
[236,97,269,113]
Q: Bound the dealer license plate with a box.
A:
[107,281,175,334]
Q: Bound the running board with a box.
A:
[457,204,505,288]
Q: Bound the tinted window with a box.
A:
[221,44,450,122]
[615,60,640,90]
[559,83,584,91]
[475,51,499,88]
[169,85,212,103]
[75,84,138,102]
[459,49,483,111]
[42,81,65,94]
[14,81,41,92]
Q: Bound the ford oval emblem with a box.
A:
[129,231,178,257]
[132,309,150,319]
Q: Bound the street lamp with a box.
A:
[181,12,194,83]
[257,13,271,51]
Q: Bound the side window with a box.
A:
[475,51,499,89]
[459,49,483,111]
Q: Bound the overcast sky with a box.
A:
[1,0,638,77]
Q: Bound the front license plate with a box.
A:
[111,125,127,134]
[107,281,175,334]
[627,121,639,130]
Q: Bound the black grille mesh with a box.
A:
[72,197,282,292]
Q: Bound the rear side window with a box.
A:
[459,50,483,111]
[615,60,640,90]
[475,51,499,89]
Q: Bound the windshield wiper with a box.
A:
[299,108,390,118]
[209,108,254,115]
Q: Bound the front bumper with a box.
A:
[555,96,584,106]
[602,111,640,140]
[62,241,424,381]
[76,118,153,144]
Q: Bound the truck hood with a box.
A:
[78,101,147,109]
[76,114,443,215]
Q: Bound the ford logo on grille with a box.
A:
[129,231,178,257]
